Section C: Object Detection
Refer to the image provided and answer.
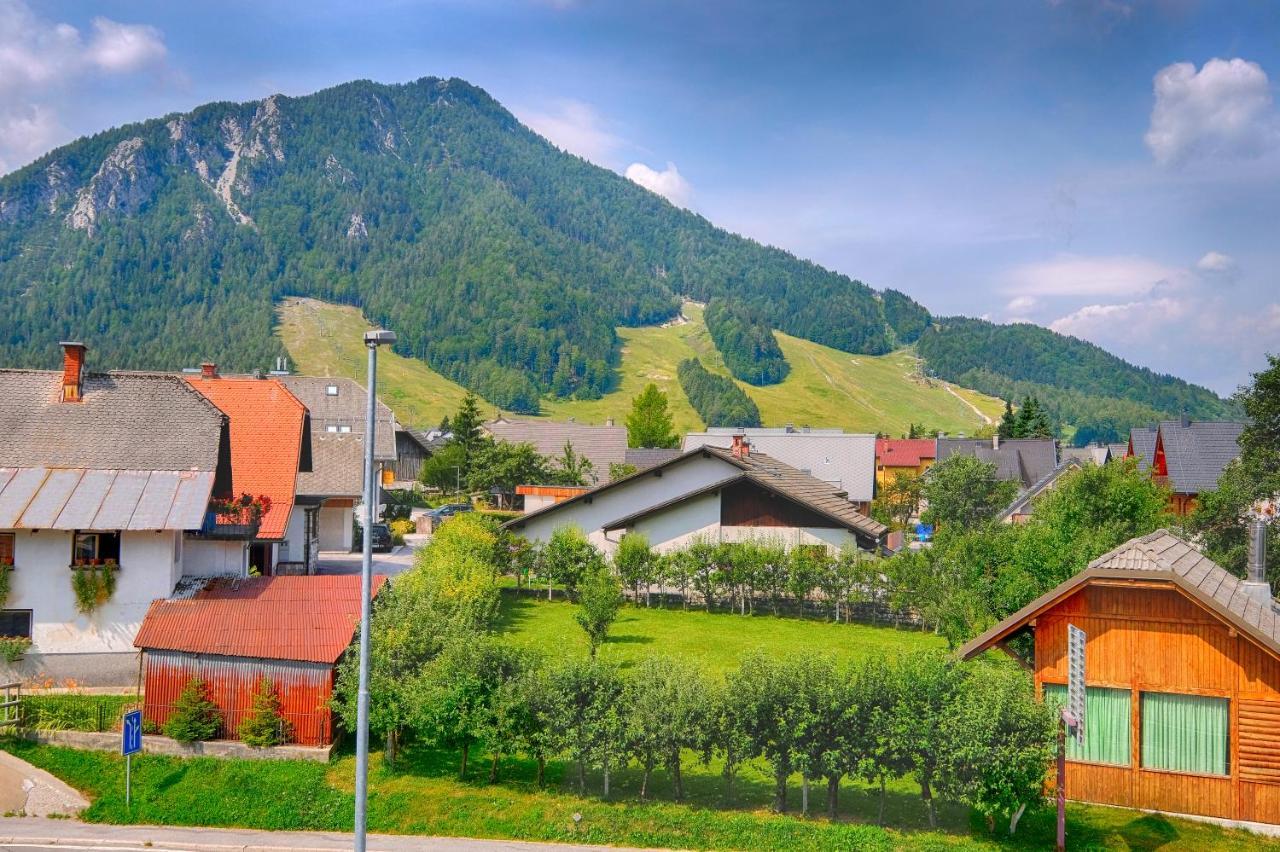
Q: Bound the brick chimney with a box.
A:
[60,341,87,402]
[731,433,750,459]
[200,362,218,380]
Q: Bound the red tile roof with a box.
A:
[134,575,387,664]
[186,377,306,540]
[876,438,937,468]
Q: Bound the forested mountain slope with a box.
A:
[0,76,914,413]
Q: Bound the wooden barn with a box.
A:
[134,575,385,746]
[961,528,1280,827]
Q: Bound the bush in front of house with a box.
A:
[238,676,291,747]
[0,636,30,663]
[164,678,222,742]
[389,518,415,546]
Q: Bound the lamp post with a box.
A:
[355,328,395,852]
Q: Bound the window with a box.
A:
[0,610,31,638]
[0,532,13,565]
[1044,684,1131,766]
[72,531,121,565]
[325,384,339,396]
[326,425,339,433]
[339,424,352,433]
[1141,692,1229,776]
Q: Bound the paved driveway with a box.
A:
[314,534,428,577]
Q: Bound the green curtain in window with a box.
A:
[1141,692,1229,776]
[1044,684,1131,766]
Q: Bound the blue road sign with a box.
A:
[122,709,142,756]
[915,523,934,542]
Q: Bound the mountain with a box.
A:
[0,75,1231,434]
[0,77,920,413]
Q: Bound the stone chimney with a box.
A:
[1243,517,1274,606]
[731,433,750,459]
[200,362,218,380]
[60,341,87,402]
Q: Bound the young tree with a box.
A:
[419,441,466,493]
[575,566,623,656]
[239,677,291,747]
[545,657,625,796]
[614,532,658,605]
[852,655,907,825]
[703,680,754,803]
[790,656,852,817]
[538,525,604,600]
[450,392,486,464]
[938,665,1056,835]
[624,656,711,800]
[164,678,222,742]
[516,665,559,788]
[625,383,679,449]
[875,472,924,530]
[552,440,597,486]
[727,652,807,812]
[921,454,1019,529]
[892,651,966,828]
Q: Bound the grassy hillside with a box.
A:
[278,298,1004,434]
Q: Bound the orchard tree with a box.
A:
[625,383,679,449]
[624,656,711,800]
[614,532,658,605]
[575,566,623,657]
[892,651,966,828]
[538,525,604,599]
[728,652,807,812]
[852,655,906,825]
[545,657,625,796]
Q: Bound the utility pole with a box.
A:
[354,328,395,852]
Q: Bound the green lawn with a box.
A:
[277,297,1004,434]
[495,590,943,677]
[4,599,1274,849]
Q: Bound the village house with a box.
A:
[391,427,444,488]
[505,436,886,556]
[134,574,386,746]
[683,427,877,512]
[875,438,937,488]
[0,345,247,683]
[935,436,1058,490]
[961,528,1280,828]
[1126,417,1245,516]
[277,376,398,554]
[186,366,308,575]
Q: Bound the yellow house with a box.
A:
[875,438,936,488]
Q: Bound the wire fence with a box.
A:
[20,693,137,733]
[143,701,329,746]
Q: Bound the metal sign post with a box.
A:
[1059,623,1086,851]
[122,708,142,807]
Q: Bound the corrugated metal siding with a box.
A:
[143,651,336,746]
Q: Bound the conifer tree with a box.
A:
[625,383,679,448]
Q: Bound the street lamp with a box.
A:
[355,328,395,852]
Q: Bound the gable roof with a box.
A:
[1061,446,1111,466]
[876,438,937,469]
[1127,426,1158,472]
[134,574,387,664]
[0,369,225,471]
[507,444,886,543]
[276,376,396,461]
[935,438,1058,490]
[625,447,682,470]
[0,468,215,531]
[485,418,627,480]
[683,430,877,502]
[959,529,1280,662]
[1155,419,1244,494]
[185,377,306,540]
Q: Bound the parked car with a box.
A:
[368,523,393,553]
[428,503,473,521]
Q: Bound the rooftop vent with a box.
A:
[731,434,751,459]
[1244,499,1279,608]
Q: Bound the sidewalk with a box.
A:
[0,818,641,852]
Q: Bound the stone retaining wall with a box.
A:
[21,729,334,762]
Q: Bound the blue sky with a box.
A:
[4,0,1279,395]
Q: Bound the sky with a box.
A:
[2,0,1278,396]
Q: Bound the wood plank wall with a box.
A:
[1035,583,1280,824]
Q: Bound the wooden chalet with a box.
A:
[960,529,1280,827]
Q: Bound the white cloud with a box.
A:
[1003,253,1187,298]
[1049,296,1189,339]
[1195,250,1239,282]
[1005,295,1038,314]
[0,0,168,174]
[518,99,622,166]
[1145,58,1280,167]
[625,161,692,207]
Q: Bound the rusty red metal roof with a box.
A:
[134,575,387,664]
[876,438,937,469]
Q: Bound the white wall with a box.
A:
[182,538,246,578]
[280,506,306,563]
[631,491,721,555]
[319,503,353,551]
[720,525,857,551]
[516,454,737,550]
[7,529,181,654]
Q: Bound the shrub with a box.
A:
[390,518,416,537]
[164,678,222,742]
[0,636,30,663]
[238,677,291,747]
[71,565,117,615]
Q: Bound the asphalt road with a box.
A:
[0,818,638,852]
[313,533,428,577]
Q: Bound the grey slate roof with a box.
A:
[1106,443,1128,461]
[625,447,682,470]
[935,438,1058,490]
[0,369,224,471]
[1061,446,1110,466]
[960,530,1280,661]
[682,429,877,503]
[276,376,397,461]
[485,418,628,482]
[1156,419,1244,494]
[1128,427,1157,472]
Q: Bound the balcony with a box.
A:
[199,510,261,541]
